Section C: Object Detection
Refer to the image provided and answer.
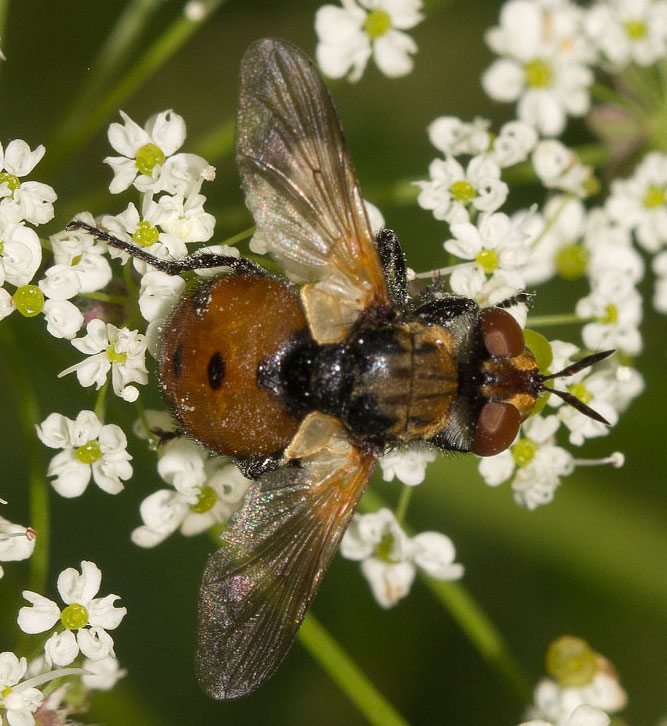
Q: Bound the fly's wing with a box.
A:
[236,38,390,343]
[196,416,376,700]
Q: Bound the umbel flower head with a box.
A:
[18,561,127,667]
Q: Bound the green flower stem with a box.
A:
[94,379,109,422]
[527,313,592,327]
[0,0,9,48]
[218,226,255,248]
[297,613,410,726]
[394,484,413,526]
[57,0,163,138]
[0,322,49,594]
[79,291,131,306]
[527,193,574,250]
[361,487,531,703]
[424,579,532,703]
[590,82,645,115]
[43,0,228,176]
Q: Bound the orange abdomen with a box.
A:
[158,273,306,457]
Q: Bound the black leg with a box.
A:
[375,228,408,306]
[66,219,264,276]
[495,291,535,310]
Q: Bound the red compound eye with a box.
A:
[471,402,521,457]
[480,307,525,358]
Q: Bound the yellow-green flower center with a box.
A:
[75,439,102,464]
[135,143,165,176]
[476,248,498,274]
[556,243,589,280]
[522,330,553,372]
[643,184,665,208]
[0,240,4,256]
[600,303,618,324]
[449,180,476,204]
[364,9,391,39]
[61,602,89,630]
[106,344,127,365]
[190,486,217,514]
[1,685,12,698]
[569,382,591,405]
[71,253,83,266]
[0,171,20,196]
[376,534,395,562]
[524,59,553,88]
[546,635,598,687]
[624,19,647,40]
[132,220,159,247]
[512,438,538,467]
[14,285,45,317]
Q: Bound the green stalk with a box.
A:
[57,0,164,138]
[361,487,531,703]
[527,313,592,327]
[43,0,228,176]
[298,613,410,726]
[0,322,49,594]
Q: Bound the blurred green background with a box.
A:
[1,1,666,724]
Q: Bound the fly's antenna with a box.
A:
[534,350,615,425]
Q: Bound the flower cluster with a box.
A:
[130,411,251,547]
[519,636,627,726]
[340,508,463,607]
[1,561,126,726]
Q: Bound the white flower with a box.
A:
[478,415,574,509]
[104,110,208,196]
[0,220,42,288]
[607,151,667,251]
[576,276,643,356]
[101,200,186,272]
[36,265,85,340]
[653,250,667,312]
[482,0,594,136]
[82,655,127,691]
[138,270,185,357]
[378,446,436,486]
[0,139,56,225]
[315,0,423,82]
[530,672,626,726]
[583,208,644,286]
[416,154,508,224]
[445,211,531,297]
[0,517,36,579]
[36,410,133,498]
[427,117,491,157]
[49,211,113,294]
[132,455,250,547]
[0,652,44,726]
[489,119,539,168]
[154,192,215,244]
[18,561,126,667]
[341,508,463,607]
[546,342,619,445]
[532,140,593,197]
[59,320,148,402]
[519,704,611,726]
[585,0,667,68]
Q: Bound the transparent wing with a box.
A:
[196,418,376,700]
[236,38,390,342]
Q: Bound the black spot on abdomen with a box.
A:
[172,344,183,378]
[208,352,225,390]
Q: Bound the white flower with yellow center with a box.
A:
[341,508,463,608]
[482,0,594,136]
[0,651,44,726]
[36,410,133,498]
[0,139,56,226]
[416,154,508,225]
[104,110,208,196]
[606,151,667,252]
[0,517,36,580]
[17,561,127,667]
[315,0,423,82]
[585,0,667,68]
[59,320,148,402]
